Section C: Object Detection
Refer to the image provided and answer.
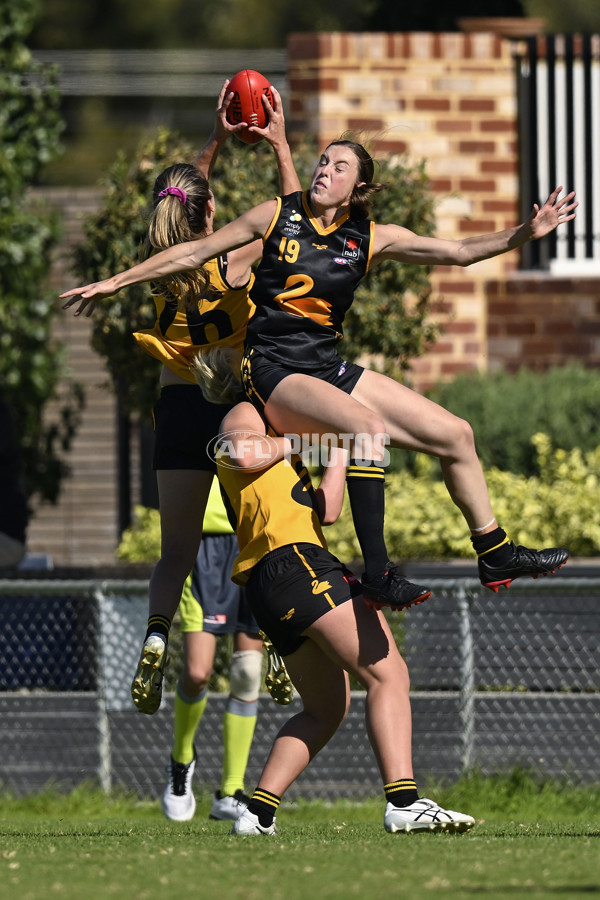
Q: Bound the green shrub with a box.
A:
[116,505,160,562]
[425,364,600,478]
[325,434,600,562]
[118,435,600,564]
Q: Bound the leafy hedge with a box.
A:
[118,434,600,563]
[326,434,600,562]
[425,364,600,478]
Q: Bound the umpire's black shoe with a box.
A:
[479,542,569,593]
[362,564,431,611]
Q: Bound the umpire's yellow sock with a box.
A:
[221,697,258,797]
[172,682,208,765]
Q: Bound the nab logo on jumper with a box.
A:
[342,236,362,262]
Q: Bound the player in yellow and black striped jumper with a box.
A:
[205,394,475,836]
[63,80,300,716]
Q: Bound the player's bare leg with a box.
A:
[131,470,212,715]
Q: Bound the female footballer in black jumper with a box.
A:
[62,139,576,608]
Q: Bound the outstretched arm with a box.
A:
[61,82,299,317]
[217,84,301,276]
[373,186,578,267]
[60,200,277,315]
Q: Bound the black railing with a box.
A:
[517,34,600,271]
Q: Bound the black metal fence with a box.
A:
[1,572,599,800]
[517,34,600,271]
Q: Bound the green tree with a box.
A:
[30,0,375,50]
[0,0,83,505]
[71,132,438,417]
[30,0,600,53]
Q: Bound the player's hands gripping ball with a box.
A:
[226,69,274,144]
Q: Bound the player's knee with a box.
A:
[351,411,387,461]
[354,408,385,441]
[229,649,262,702]
[180,664,211,694]
[310,692,348,743]
[181,654,213,691]
[444,414,476,459]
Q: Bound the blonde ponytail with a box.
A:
[191,347,244,406]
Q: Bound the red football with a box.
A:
[226,69,273,144]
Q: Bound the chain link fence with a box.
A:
[403,576,600,784]
[1,573,598,800]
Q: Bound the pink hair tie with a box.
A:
[158,186,187,204]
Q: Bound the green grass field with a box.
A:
[1,772,598,900]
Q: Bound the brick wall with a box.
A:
[486,274,600,372]
[286,31,600,391]
[26,188,123,566]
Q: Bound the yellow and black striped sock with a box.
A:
[346,458,389,580]
[145,614,171,642]
[247,788,280,827]
[384,778,419,808]
[471,526,511,565]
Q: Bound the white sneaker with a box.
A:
[131,634,167,714]
[161,755,196,821]
[209,789,250,821]
[384,799,475,834]
[231,809,278,835]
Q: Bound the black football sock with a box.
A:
[346,458,389,581]
[471,526,512,566]
[385,778,419,808]
[247,788,280,827]
[144,615,171,642]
